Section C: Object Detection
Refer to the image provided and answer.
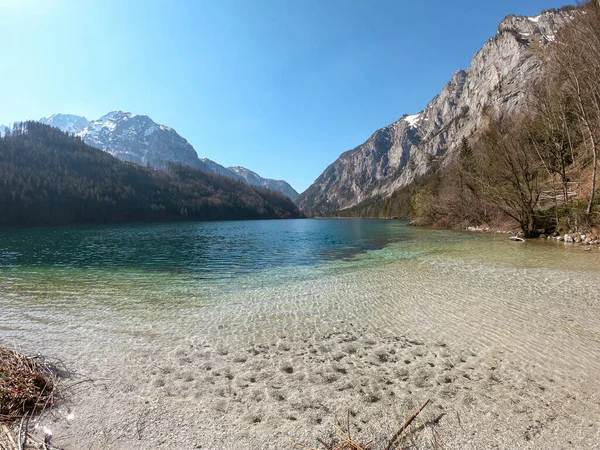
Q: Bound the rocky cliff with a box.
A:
[296,9,573,215]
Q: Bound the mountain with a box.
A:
[196,159,298,199]
[295,9,573,215]
[0,122,302,227]
[40,113,90,134]
[228,166,299,200]
[40,111,212,170]
[39,112,298,199]
[199,158,237,178]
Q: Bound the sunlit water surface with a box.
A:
[1,219,599,380]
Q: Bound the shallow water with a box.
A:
[2,219,600,449]
[1,219,599,352]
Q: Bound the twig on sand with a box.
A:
[294,399,432,450]
[347,410,351,443]
[384,399,431,450]
[136,410,148,440]
[17,415,27,450]
[2,424,19,449]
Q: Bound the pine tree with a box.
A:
[459,136,473,160]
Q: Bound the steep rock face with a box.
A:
[38,111,298,198]
[296,10,572,215]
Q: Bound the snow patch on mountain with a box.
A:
[404,114,421,128]
[40,114,90,134]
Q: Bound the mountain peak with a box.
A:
[39,114,90,134]
[98,110,136,121]
[497,10,573,43]
[43,113,87,121]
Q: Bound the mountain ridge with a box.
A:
[0,122,302,227]
[295,9,573,215]
[34,112,299,199]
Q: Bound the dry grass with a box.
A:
[0,347,64,450]
[0,347,60,424]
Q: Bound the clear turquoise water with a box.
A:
[0,219,414,275]
[2,219,600,450]
[1,219,599,378]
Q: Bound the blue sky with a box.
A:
[0,0,573,192]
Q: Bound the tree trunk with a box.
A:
[580,105,599,215]
[522,210,536,238]
[590,143,598,215]
[572,75,598,215]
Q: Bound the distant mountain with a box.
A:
[40,111,204,169]
[228,166,299,200]
[41,113,90,134]
[39,112,298,199]
[0,122,302,227]
[199,158,237,178]
[295,9,572,215]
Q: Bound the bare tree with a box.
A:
[549,1,600,215]
[475,117,544,237]
[528,77,579,205]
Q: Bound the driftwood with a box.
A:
[0,348,60,424]
[509,236,525,242]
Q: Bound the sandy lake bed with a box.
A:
[1,221,599,449]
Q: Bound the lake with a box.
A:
[1,219,599,449]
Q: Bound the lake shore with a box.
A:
[1,220,599,449]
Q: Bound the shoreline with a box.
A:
[1,221,599,449]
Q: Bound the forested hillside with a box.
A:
[37,111,299,199]
[0,122,302,226]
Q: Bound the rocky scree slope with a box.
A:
[295,10,572,215]
[36,112,299,199]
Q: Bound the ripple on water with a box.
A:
[1,220,599,385]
